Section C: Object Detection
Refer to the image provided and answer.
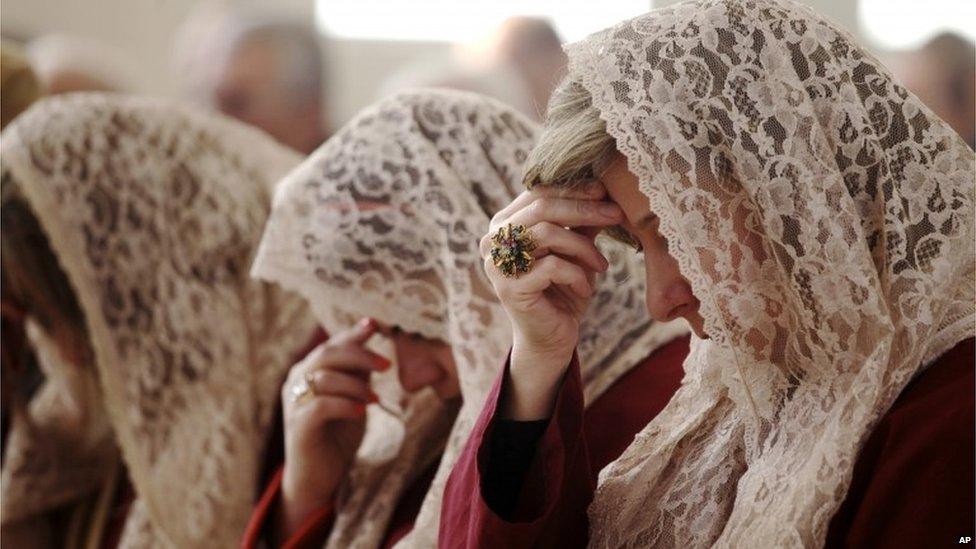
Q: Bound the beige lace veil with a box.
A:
[251,89,686,548]
[0,93,318,548]
[562,0,976,546]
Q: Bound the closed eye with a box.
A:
[604,225,642,252]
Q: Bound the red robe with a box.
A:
[438,337,975,548]
[241,335,692,548]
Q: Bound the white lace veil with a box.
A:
[0,94,318,548]
[561,1,975,546]
[251,89,686,548]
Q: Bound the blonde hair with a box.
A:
[523,76,638,248]
[523,77,616,190]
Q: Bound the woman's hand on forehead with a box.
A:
[480,181,623,419]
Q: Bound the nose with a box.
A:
[397,359,444,393]
[644,271,697,323]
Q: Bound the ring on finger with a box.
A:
[489,223,537,278]
[288,371,317,404]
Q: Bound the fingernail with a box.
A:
[368,391,380,403]
[375,356,392,369]
[355,403,367,414]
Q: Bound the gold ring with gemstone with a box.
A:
[489,223,536,278]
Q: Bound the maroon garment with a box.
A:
[439,335,690,548]
[440,337,975,549]
[824,337,975,548]
[381,457,442,547]
[241,433,442,549]
[242,468,335,549]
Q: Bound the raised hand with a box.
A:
[277,318,389,539]
[481,181,622,419]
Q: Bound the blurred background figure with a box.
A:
[378,51,538,120]
[381,17,566,121]
[174,7,330,153]
[891,32,975,148]
[25,34,140,94]
[0,40,42,128]
[476,17,567,118]
[2,0,973,128]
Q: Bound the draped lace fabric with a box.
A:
[0,94,318,548]
[252,89,686,548]
[561,1,976,546]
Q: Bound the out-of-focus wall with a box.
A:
[1,0,200,96]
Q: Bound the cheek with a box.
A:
[53,329,86,368]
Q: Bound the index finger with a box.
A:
[495,181,607,222]
[530,180,607,200]
[317,345,391,377]
[329,317,380,347]
[507,197,623,230]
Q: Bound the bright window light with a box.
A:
[859,0,976,50]
[315,0,652,43]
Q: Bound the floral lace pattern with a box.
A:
[564,1,975,547]
[252,89,686,548]
[1,94,317,548]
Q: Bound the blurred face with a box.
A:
[376,323,461,400]
[2,275,90,369]
[45,321,89,368]
[895,52,975,146]
[600,154,708,338]
[212,42,321,153]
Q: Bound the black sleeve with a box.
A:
[481,418,550,519]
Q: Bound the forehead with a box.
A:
[599,154,651,228]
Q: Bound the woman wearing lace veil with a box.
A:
[441,0,974,547]
[243,89,689,548]
[0,94,319,548]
